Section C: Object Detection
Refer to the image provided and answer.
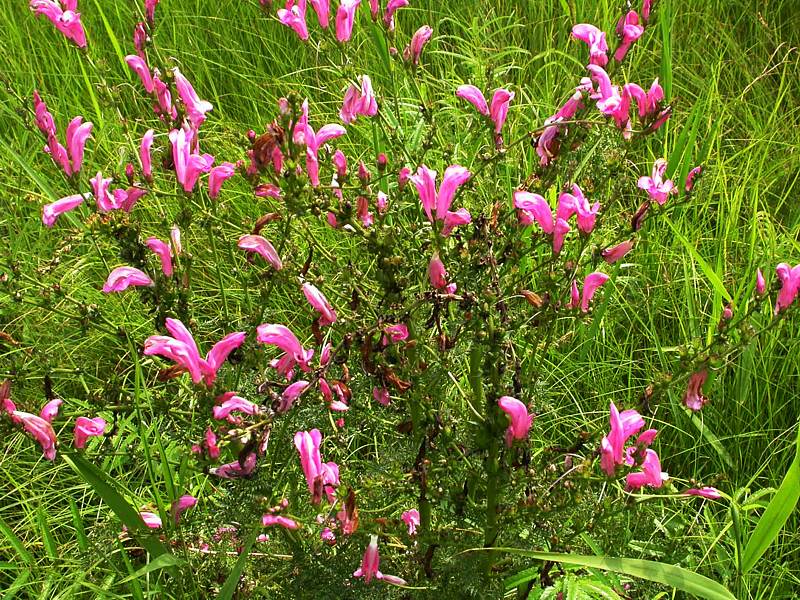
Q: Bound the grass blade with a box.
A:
[217,528,258,600]
[0,517,34,566]
[499,550,735,600]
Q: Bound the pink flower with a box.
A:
[340,75,378,124]
[404,25,432,65]
[321,527,336,543]
[572,23,608,66]
[40,399,62,422]
[683,370,709,411]
[146,237,173,276]
[373,387,391,406]
[383,323,409,343]
[599,402,645,476]
[684,166,702,192]
[42,193,89,227]
[382,0,408,30]
[294,429,340,504]
[579,272,610,312]
[626,448,668,489]
[637,158,675,205]
[376,191,388,214]
[262,515,299,529]
[103,266,154,292]
[332,149,348,178]
[73,416,107,449]
[90,171,116,211]
[279,1,309,40]
[557,184,600,233]
[614,11,644,62]
[238,234,283,270]
[642,0,651,21]
[140,129,154,181]
[497,396,533,447]
[428,253,456,293]
[256,324,315,374]
[279,380,310,413]
[456,86,514,135]
[356,195,374,227]
[410,164,471,236]
[212,393,260,422]
[401,509,420,535]
[173,68,213,127]
[624,79,664,119]
[172,495,197,523]
[303,106,346,187]
[30,0,87,47]
[11,410,58,460]
[776,263,800,313]
[353,535,406,586]
[209,452,258,478]
[335,0,361,42]
[514,191,553,231]
[169,127,214,193]
[126,55,155,93]
[586,65,630,130]
[208,162,236,199]
[143,318,246,386]
[254,183,283,199]
[684,487,722,500]
[205,427,220,459]
[145,0,160,24]
[133,22,148,58]
[310,0,330,28]
[139,512,163,529]
[32,91,56,138]
[756,268,766,296]
[602,240,634,264]
[64,116,93,174]
[302,283,337,326]
[153,76,178,119]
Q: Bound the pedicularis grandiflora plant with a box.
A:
[3,0,799,597]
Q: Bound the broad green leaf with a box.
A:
[500,550,735,600]
[741,424,800,573]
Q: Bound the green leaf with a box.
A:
[217,529,258,600]
[62,453,174,563]
[741,425,800,573]
[0,516,34,566]
[118,553,183,585]
[663,216,732,303]
[500,550,735,600]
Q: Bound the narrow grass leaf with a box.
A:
[217,529,258,600]
[0,516,34,566]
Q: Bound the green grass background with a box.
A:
[1,0,800,597]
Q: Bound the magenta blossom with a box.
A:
[256,324,315,374]
[144,318,246,386]
[340,75,378,124]
[775,263,800,313]
[614,10,644,62]
[309,0,330,28]
[383,0,408,30]
[208,162,236,199]
[65,116,93,174]
[262,515,299,529]
[602,240,634,264]
[9,410,58,460]
[383,323,409,344]
[626,448,668,490]
[169,126,214,193]
[637,158,676,205]
[145,237,174,276]
[40,399,62,422]
[404,25,432,66]
[173,68,213,127]
[212,392,260,423]
[126,54,154,93]
[572,23,608,66]
[30,0,87,47]
[302,104,347,186]
[756,268,766,296]
[353,535,406,586]
[42,193,89,227]
[428,253,457,294]
[576,272,610,312]
[335,0,361,42]
[623,79,664,120]
[685,166,703,192]
[210,452,258,479]
[238,234,283,270]
[599,402,645,476]
[401,509,420,535]
[373,387,391,406]
[294,429,340,504]
[497,396,533,447]
[138,512,163,529]
[557,184,600,233]
[103,266,154,293]
[145,0,160,24]
[684,487,722,500]
[172,495,197,524]
[683,370,709,411]
[91,171,115,212]
[278,1,309,41]
[279,380,310,413]
[74,416,107,449]
[586,65,630,130]
[410,164,472,236]
[455,85,514,135]
[302,283,337,326]
[33,91,56,138]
